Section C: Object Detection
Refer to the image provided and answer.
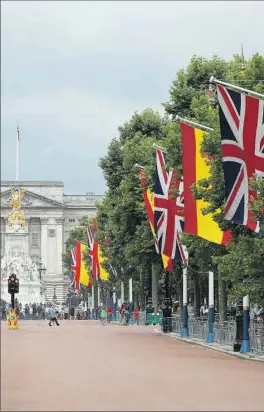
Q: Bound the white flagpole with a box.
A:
[152,143,167,153]
[210,76,264,99]
[16,124,20,181]
[175,115,214,132]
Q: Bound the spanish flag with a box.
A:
[98,245,110,281]
[137,166,173,271]
[75,241,92,287]
[180,122,231,245]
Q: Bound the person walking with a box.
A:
[48,305,60,327]
[100,307,107,326]
[107,305,113,323]
[133,308,139,325]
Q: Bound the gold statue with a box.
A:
[9,186,25,211]
[7,187,26,229]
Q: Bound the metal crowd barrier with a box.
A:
[249,322,264,355]
[213,321,236,347]
[187,317,208,340]
[161,316,263,356]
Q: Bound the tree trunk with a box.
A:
[193,274,201,318]
[152,263,159,313]
[94,284,98,308]
[177,267,183,312]
[140,270,145,310]
[144,264,152,305]
[218,271,227,321]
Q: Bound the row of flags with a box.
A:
[137,79,264,271]
[70,219,110,291]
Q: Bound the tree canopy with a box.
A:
[64,52,264,309]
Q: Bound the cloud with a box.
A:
[1,1,264,193]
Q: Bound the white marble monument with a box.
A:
[1,187,44,305]
[1,181,104,303]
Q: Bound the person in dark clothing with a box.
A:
[48,306,60,326]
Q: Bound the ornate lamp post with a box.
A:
[37,260,46,301]
[53,284,57,302]
[37,260,46,281]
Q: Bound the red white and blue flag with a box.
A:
[70,247,79,289]
[216,85,264,234]
[87,220,100,280]
[154,148,188,265]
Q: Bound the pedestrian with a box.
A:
[133,308,139,325]
[100,307,107,326]
[64,306,69,320]
[123,308,129,326]
[48,305,60,327]
[107,305,113,323]
[70,307,75,320]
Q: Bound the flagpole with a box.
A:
[175,115,214,132]
[135,163,145,170]
[152,143,167,153]
[210,76,264,99]
[16,124,20,181]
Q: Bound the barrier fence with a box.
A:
[161,315,263,356]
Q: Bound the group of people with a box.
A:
[97,304,140,326]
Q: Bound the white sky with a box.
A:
[1,1,264,193]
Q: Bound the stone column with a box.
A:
[40,218,48,271]
[56,218,64,277]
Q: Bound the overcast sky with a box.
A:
[1,1,264,194]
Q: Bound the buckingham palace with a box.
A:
[0,180,104,303]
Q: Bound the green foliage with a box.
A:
[65,52,264,307]
[214,236,264,305]
[163,55,228,118]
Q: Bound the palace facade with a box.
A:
[1,180,104,302]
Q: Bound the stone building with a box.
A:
[1,180,104,303]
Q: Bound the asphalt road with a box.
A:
[1,320,264,411]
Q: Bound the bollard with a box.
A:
[206,271,215,344]
[240,295,250,353]
[233,302,243,352]
[181,267,189,337]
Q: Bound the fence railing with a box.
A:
[249,322,264,355]
[162,315,264,356]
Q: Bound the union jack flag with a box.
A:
[70,247,79,289]
[154,148,188,265]
[87,220,100,280]
[217,85,264,234]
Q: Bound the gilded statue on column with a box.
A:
[7,186,26,229]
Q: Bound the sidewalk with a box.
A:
[154,328,264,362]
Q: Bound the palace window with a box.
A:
[31,232,40,247]
[69,218,75,223]
[48,229,56,237]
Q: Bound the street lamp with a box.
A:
[53,284,57,302]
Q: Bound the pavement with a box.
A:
[1,320,264,411]
[154,328,264,362]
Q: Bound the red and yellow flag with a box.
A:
[75,241,92,288]
[180,122,231,245]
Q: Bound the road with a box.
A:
[1,320,264,411]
